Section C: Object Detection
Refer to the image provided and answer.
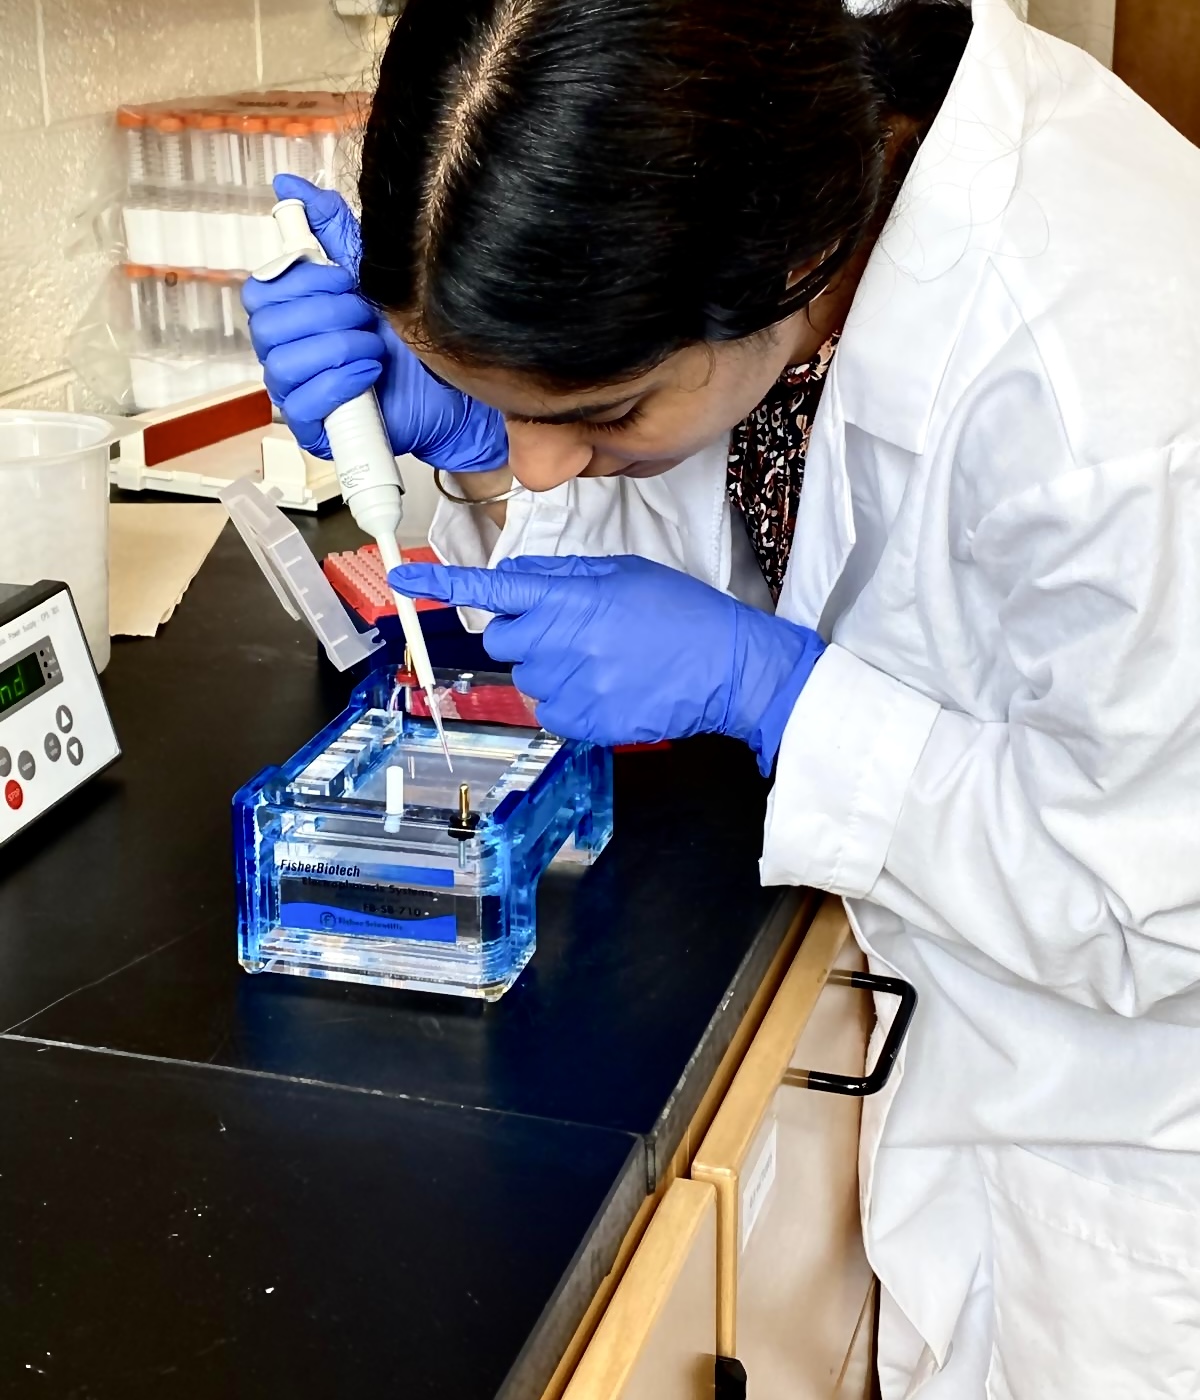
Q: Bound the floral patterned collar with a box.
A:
[726,334,839,602]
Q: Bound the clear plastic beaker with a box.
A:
[0,412,114,671]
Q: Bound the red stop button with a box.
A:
[4,779,22,811]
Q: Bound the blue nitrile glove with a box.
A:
[241,175,508,471]
[388,555,826,773]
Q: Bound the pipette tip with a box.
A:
[428,690,453,772]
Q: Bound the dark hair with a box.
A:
[358,0,971,388]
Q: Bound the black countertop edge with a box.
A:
[498,1138,649,1400]
[644,885,806,1187]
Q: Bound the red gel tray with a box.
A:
[398,671,541,729]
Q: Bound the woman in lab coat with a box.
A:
[244,0,1200,1392]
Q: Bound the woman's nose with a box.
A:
[505,420,593,492]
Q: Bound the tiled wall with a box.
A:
[0,0,388,412]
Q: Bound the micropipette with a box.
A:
[254,198,453,770]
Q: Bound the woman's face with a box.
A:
[404,321,811,492]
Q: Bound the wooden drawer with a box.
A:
[562,1177,718,1400]
[542,893,819,1400]
[692,897,907,1399]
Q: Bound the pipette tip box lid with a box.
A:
[219,476,384,671]
[233,663,614,1000]
[219,479,468,670]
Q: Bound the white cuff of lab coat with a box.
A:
[760,645,940,897]
[428,486,573,633]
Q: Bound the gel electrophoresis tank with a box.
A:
[234,666,613,1000]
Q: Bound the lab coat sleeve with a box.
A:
[761,442,1200,1016]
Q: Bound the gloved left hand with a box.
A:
[388,555,826,773]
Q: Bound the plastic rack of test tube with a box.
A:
[120,265,257,409]
[115,90,366,410]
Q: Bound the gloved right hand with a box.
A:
[241,175,508,472]
[389,554,827,772]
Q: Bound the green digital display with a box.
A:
[0,653,46,716]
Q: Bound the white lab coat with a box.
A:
[431,2,1200,1393]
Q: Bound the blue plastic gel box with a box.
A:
[234,666,613,1000]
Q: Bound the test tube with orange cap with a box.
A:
[237,114,271,209]
[311,114,342,188]
[234,114,274,269]
[190,269,225,361]
[175,264,212,360]
[265,113,292,187]
[223,110,245,197]
[144,267,171,355]
[199,110,231,203]
[225,270,257,386]
[122,263,153,347]
[117,106,149,197]
[209,268,243,368]
[184,108,213,204]
[151,112,203,266]
[281,117,317,183]
[150,112,187,207]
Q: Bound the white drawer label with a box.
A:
[740,1117,778,1253]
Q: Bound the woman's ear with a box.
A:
[786,243,841,289]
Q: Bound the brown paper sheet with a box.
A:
[109,503,228,637]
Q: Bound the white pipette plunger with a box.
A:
[258,198,452,770]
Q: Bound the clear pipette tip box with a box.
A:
[234,665,614,1001]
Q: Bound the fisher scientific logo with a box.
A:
[279,858,361,879]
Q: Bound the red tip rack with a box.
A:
[323,542,446,625]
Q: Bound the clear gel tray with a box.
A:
[234,665,613,1000]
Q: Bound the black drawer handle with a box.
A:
[780,969,917,1097]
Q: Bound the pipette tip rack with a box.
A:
[323,542,444,626]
